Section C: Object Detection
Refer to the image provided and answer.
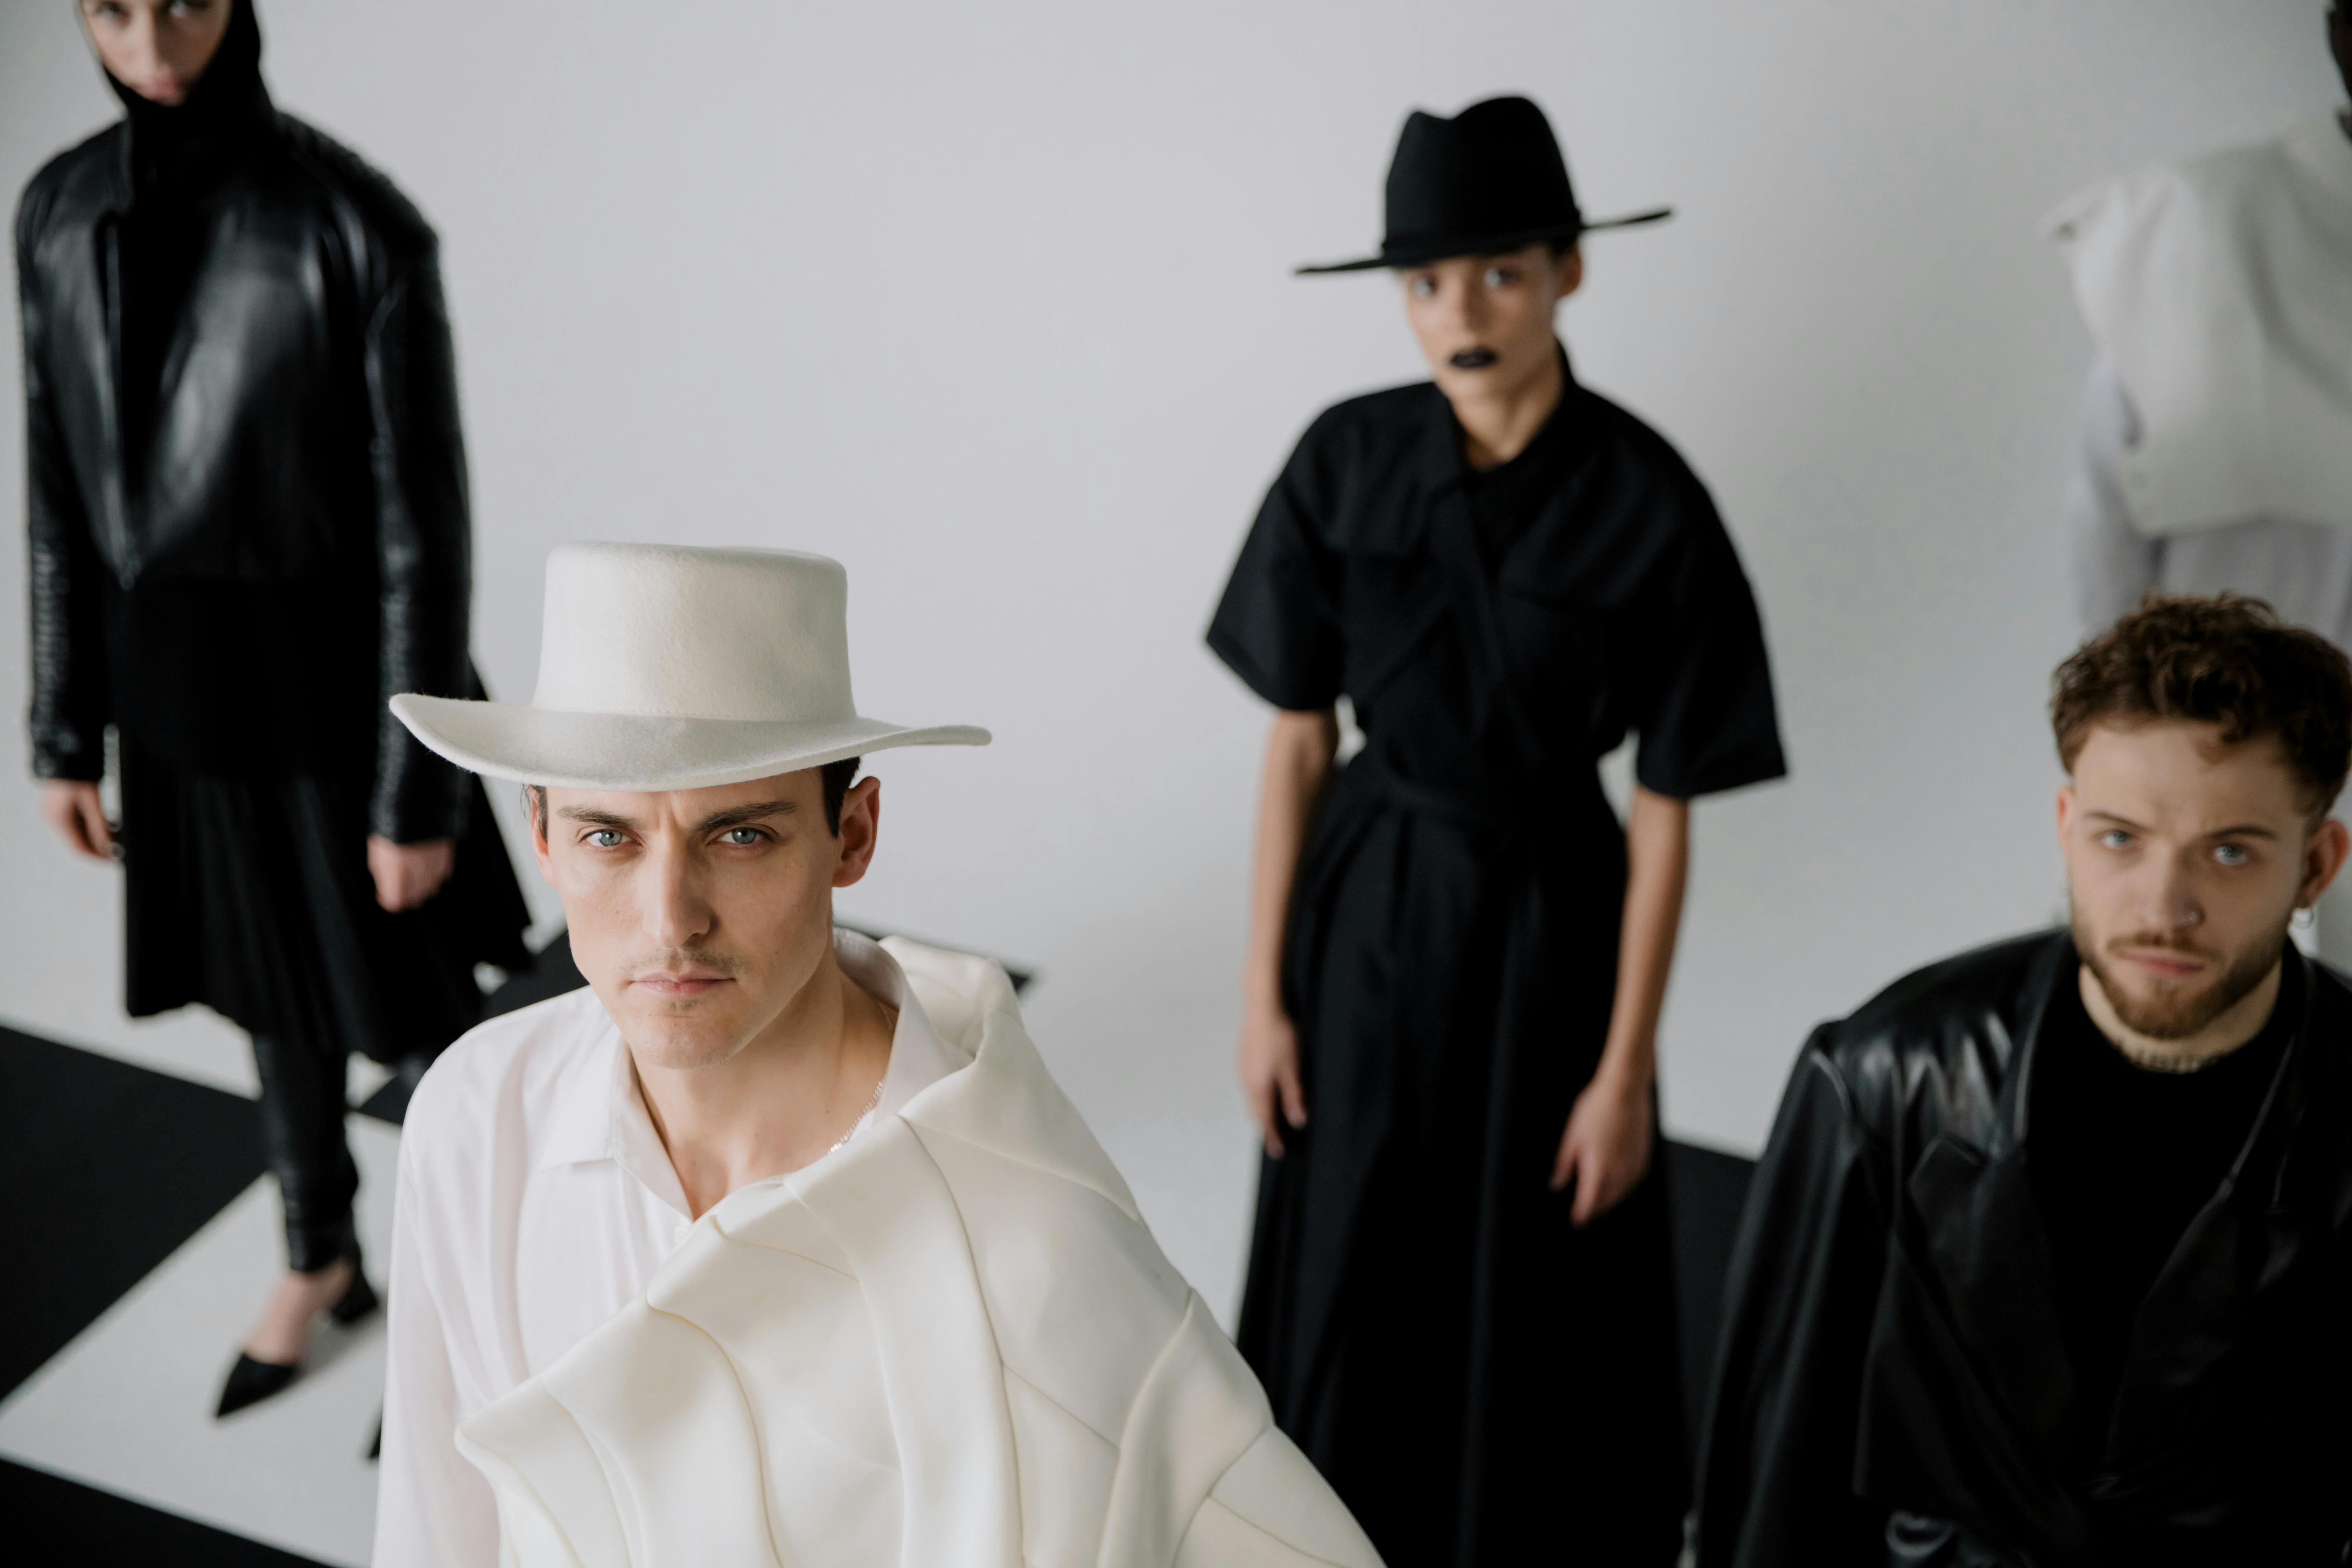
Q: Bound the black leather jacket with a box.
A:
[1696,931,2352,1567]
[18,79,472,840]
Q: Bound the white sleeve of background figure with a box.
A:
[2068,355,2163,635]
[371,1135,502,1568]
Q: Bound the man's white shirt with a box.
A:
[371,929,965,1568]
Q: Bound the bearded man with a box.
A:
[1696,594,2352,1565]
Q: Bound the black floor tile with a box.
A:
[0,1459,330,1566]
[1665,1139,1756,1451]
[0,1026,265,1399]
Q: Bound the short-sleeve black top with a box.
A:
[1209,367,1785,806]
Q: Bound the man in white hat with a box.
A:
[372,544,1379,1567]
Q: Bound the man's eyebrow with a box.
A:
[2081,809,2281,841]
[555,806,639,830]
[696,800,798,833]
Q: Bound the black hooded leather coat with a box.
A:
[1694,930,2352,1566]
[19,51,472,841]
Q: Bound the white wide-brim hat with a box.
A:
[392,543,988,790]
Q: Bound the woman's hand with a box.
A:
[1552,786,1685,1226]
[1237,708,1337,1160]
[1239,997,1309,1158]
[1550,1067,1654,1226]
[367,835,455,912]
[40,779,114,861]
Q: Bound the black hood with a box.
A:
[104,0,271,197]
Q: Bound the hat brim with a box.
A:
[1294,206,1674,274]
[391,694,990,792]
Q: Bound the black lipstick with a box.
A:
[1449,347,1498,370]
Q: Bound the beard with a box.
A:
[2073,916,2288,1040]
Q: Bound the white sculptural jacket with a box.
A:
[448,939,1382,1568]
[2047,113,2352,538]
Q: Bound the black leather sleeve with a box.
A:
[1694,1035,1893,1567]
[364,244,472,842]
[19,199,110,782]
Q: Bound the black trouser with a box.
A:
[250,1031,357,1272]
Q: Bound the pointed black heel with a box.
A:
[216,1353,300,1417]
[213,1244,378,1418]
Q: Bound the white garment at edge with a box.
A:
[373,930,1380,1568]
[2066,355,2352,645]
[2049,113,2352,543]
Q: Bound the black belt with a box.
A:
[1337,752,1614,839]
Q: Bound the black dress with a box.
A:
[18,3,528,1269]
[1210,360,1784,1564]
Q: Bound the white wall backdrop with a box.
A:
[2,0,2337,1314]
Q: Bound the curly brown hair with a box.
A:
[2051,594,2352,816]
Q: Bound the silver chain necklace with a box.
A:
[829,1072,887,1153]
[828,992,896,1153]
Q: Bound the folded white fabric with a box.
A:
[454,938,1382,1568]
[2049,114,2352,538]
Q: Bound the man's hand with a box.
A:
[1549,1068,1654,1226]
[367,835,454,912]
[1239,998,1309,1158]
[40,779,114,861]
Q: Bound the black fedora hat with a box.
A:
[1297,95,1670,275]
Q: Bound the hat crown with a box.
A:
[531,543,856,723]
[1383,94,1580,252]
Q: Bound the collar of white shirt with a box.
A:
[526,927,973,1216]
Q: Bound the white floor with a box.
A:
[0,1113,401,1567]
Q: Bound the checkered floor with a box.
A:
[0,940,1752,1560]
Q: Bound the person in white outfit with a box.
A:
[370,542,1381,1568]
[2050,5,2352,955]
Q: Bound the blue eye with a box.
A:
[2098,829,2132,850]
[2214,843,2249,867]
[587,830,624,849]
[721,828,764,845]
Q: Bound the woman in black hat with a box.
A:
[1210,96,1785,1563]
[21,0,528,1416]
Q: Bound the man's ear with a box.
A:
[2302,817,2350,909]
[831,776,882,890]
[2055,782,2076,843]
[528,789,556,883]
